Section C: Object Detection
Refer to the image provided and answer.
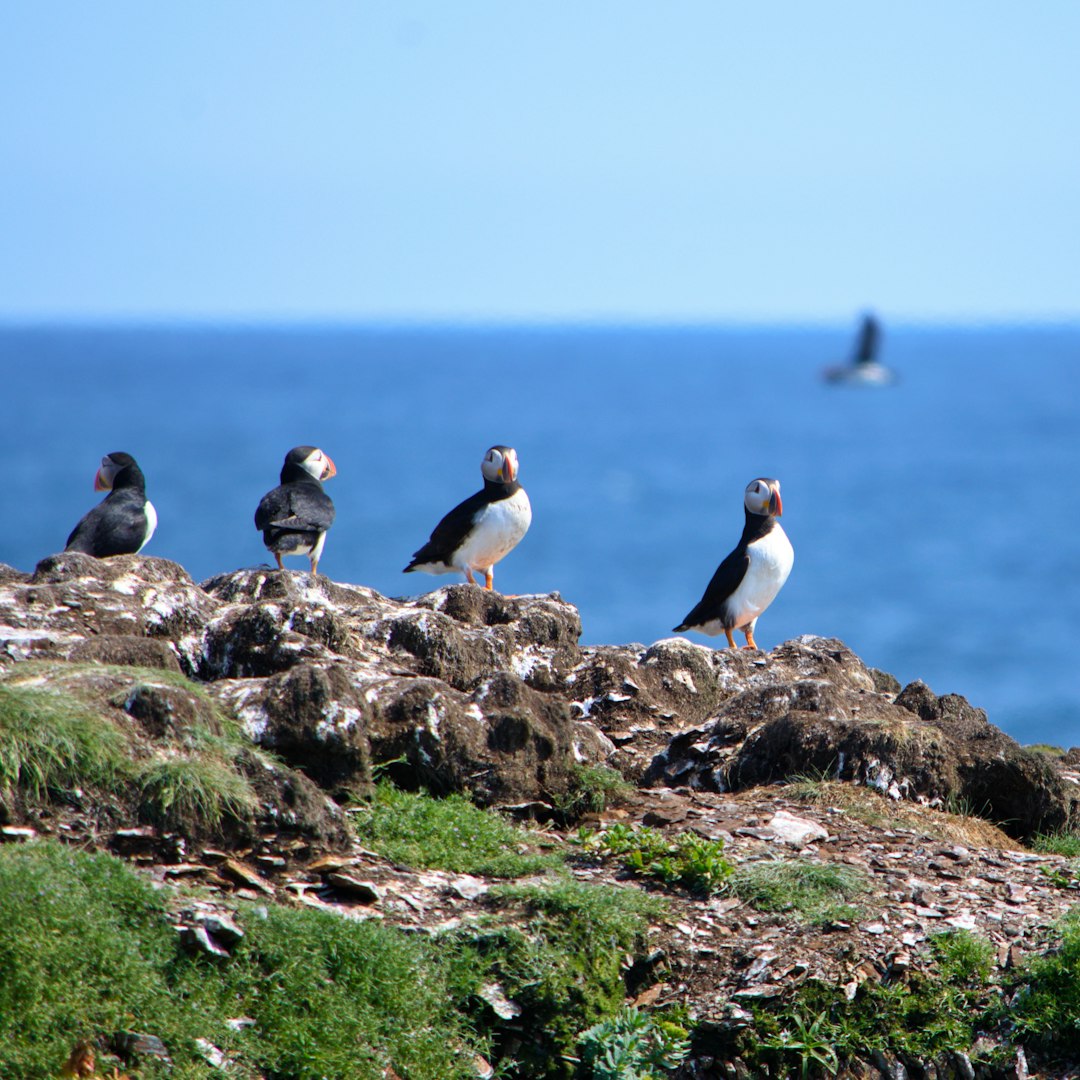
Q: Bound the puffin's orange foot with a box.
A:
[484,569,494,591]
[724,628,737,650]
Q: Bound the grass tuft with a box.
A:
[0,684,129,797]
[1033,831,1080,858]
[729,858,868,926]
[1007,905,1080,1057]
[137,753,259,832]
[349,781,563,877]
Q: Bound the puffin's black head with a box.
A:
[94,452,143,492]
[481,445,520,485]
[744,477,782,518]
[281,446,337,484]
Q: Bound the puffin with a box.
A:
[65,451,157,557]
[254,446,337,576]
[823,312,898,386]
[673,477,793,650]
[404,445,531,591]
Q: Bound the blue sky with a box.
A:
[1,3,1077,322]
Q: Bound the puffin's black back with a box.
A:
[64,453,150,557]
[405,477,521,569]
[255,452,335,546]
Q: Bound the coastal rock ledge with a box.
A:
[1,553,1076,844]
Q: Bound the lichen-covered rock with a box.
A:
[0,553,216,665]
[1,559,1074,842]
[644,645,1078,841]
[213,661,374,795]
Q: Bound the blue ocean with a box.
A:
[1,323,1077,748]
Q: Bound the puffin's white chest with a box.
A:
[724,524,793,628]
[138,500,158,552]
[455,488,532,570]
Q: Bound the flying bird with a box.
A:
[65,451,157,557]
[674,477,793,649]
[823,312,898,386]
[404,445,531,592]
[255,446,337,576]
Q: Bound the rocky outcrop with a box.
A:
[2,555,1077,842]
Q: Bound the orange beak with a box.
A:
[93,468,110,492]
[321,454,337,480]
[770,489,783,516]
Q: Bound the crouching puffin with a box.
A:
[255,446,337,576]
[674,477,793,650]
[65,451,157,557]
[404,445,531,591]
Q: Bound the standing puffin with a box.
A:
[65,451,157,557]
[674,477,793,650]
[254,446,337,576]
[404,445,531,591]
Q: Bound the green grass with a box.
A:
[137,753,259,832]
[0,840,487,1080]
[728,858,868,926]
[0,683,130,797]
[0,675,263,839]
[553,764,633,821]
[0,842,672,1080]
[475,879,668,1077]
[1007,906,1080,1058]
[738,930,1002,1075]
[1033,831,1080,858]
[349,781,564,877]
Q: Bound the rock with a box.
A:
[220,858,275,895]
[644,644,1078,841]
[0,825,36,842]
[325,872,382,903]
[765,810,829,846]
[2,559,1075,846]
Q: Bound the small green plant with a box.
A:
[579,823,733,895]
[759,1010,840,1079]
[930,929,995,985]
[1006,905,1080,1058]
[575,1006,689,1079]
[729,858,868,926]
[350,781,562,877]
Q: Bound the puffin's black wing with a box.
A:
[673,546,750,631]
[255,482,335,533]
[405,489,488,569]
[65,491,147,557]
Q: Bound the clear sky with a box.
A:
[1,3,1077,323]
